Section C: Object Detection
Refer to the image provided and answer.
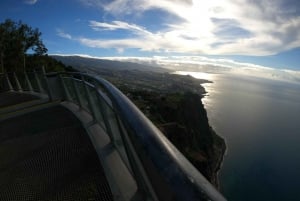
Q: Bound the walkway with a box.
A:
[0,91,38,108]
[0,92,114,201]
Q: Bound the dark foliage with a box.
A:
[0,19,47,72]
[26,55,66,72]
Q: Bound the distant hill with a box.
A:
[51,55,169,73]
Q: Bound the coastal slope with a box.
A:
[56,56,226,187]
[128,90,226,187]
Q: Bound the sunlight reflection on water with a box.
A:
[172,71,221,117]
[173,70,300,201]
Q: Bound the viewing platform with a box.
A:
[0,72,227,201]
[0,92,113,201]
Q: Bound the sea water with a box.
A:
[181,72,300,201]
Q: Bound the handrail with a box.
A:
[58,72,227,201]
[2,71,227,201]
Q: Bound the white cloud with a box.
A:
[56,29,72,40]
[53,53,300,83]
[155,56,300,83]
[78,37,149,50]
[89,20,150,35]
[75,0,300,56]
[77,0,104,8]
[24,0,38,5]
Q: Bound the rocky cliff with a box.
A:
[128,90,226,188]
[70,65,227,188]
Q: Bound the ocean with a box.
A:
[180,72,300,201]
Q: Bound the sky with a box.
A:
[0,0,300,80]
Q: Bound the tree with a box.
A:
[0,19,48,72]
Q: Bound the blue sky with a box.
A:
[1,0,300,73]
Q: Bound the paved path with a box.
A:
[0,92,113,201]
[0,91,39,108]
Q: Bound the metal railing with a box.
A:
[0,71,47,93]
[1,71,227,201]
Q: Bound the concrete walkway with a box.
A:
[0,91,39,108]
[0,92,113,201]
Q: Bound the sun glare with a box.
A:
[173,71,215,81]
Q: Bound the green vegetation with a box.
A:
[26,55,67,72]
[121,86,226,187]
[0,19,65,73]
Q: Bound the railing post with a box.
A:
[81,75,97,121]
[4,73,13,91]
[24,72,33,92]
[59,74,71,101]
[41,68,53,101]
[34,70,44,93]
[93,82,114,139]
[13,72,22,92]
[71,75,84,108]
[114,115,159,201]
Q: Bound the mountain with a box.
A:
[51,55,169,73]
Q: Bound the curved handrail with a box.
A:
[73,73,226,201]
[4,71,227,201]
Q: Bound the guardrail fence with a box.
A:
[1,71,227,201]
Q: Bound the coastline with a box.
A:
[217,137,228,188]
[211,129,227,189]
[200,81,226,189]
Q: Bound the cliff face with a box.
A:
[164,92,225,187]
[129,91,226,188]
[83,68,226,188]
[65,63,225,187]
